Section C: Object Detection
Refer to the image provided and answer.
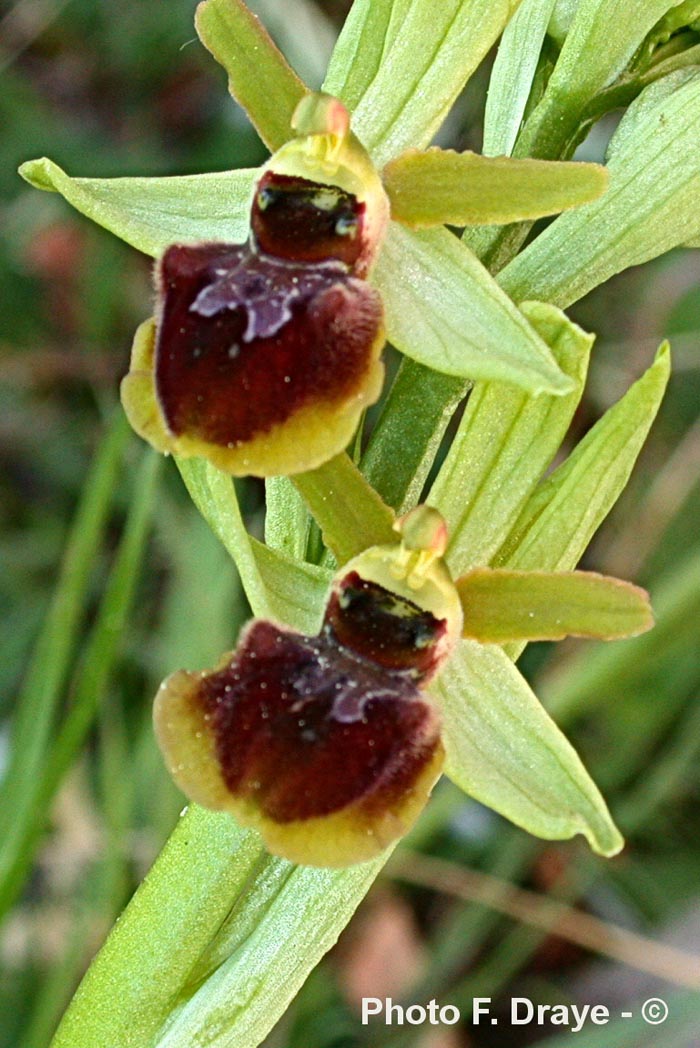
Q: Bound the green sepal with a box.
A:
[19,157,256,257]
[195,0,307,151]
[177,458,330,632]
[437,641,624,857]
[457,567,653,642]
[382,148,607,227]
[373,225,573,394]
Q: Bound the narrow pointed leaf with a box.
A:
[374,225,573,394]
[429,301,592,574]
[382,149,607,227]
[0,412,130,915]
[323,0,409,112]
[327,0,524,167]
[437,642,623,856]
[177,457,329,630]
[293,453,396,564]
[483,0,559,157]
[19,158,256,257]
[501,71,700,306]
[516,0,679,159]
[457,568,653,642]
[497,344,671,573]
[195,0,307,151]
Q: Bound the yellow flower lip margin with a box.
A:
[153,507,458,868]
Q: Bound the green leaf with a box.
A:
[516,0,679,158]
[293,453,397,564]
[497,343,671,573]
[323,0,408,111]
[327,0,524,166]
[195,0,307,151]
[154,845,389,1048]
[457,567,653,642]
[177,458,329,630]
[483,0,558,157]
[361,359,467,514]
[373,225,573,394]
[382,148,608,227]
[437,642,624,856]
[501,72,700,306]
[51,804,389,1048]
[429,301,592,574]
[19,157,256,257]
[648,1,700,45]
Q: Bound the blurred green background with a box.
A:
[1,1,700,1046]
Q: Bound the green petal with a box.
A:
[195,0,307,151]
[19,157,256,257]
[373,225,573,394]
[501,71,700,306]
[293,453,397,564]
[457,568,653,642]
[429,301,592,574]
[516,0,679,159]
[497,344,671,574]
[437,641,624,856]
[325,0,524,166]
[382,148,607,227]
[483,0,559,157]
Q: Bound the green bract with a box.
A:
[16,0,694,1044]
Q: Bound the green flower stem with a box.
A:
[292,452,396,563]
[51,806,264,1048]
[0,447,161,924]
[0,410,130,925]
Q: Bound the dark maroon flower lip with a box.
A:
[199,620,441,825]
[153,535,459,867]
[122,93,391,478]
[153,240,384,451]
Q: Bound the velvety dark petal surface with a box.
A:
[251,172,366,269]
[325,572,448,682]
[155,242,383,449]
[198,620,441,825]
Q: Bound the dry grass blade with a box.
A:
[389,851,700,991]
